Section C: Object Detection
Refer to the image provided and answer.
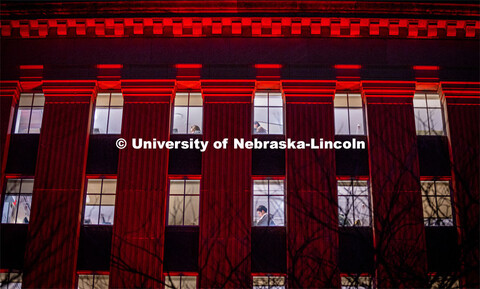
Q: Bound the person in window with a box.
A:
[256,205,275,226]
[190,125,201,134]
[254,121,267,134]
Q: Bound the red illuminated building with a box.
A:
[0,1,479,288]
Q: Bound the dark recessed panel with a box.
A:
[251,227,286,273]
[252,148,286,176]
[425,227,459,273]
[335,135,369,176]
[5,134,39,175]
[77,225,112,271]
[164,226,199,272]
[417,136,451,176]
[338,227,374,273]
[168,135,202,175]
[0,224,28,269]
[86,135,119,175]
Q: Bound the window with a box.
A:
[77,274,109,289]
[413,92,445,135]
[92,92,123,134]
[421,180,453,226]
[14,93,44,134]
[253,91,284,135]
[164,274,197,289]
[83,178,116,225]
[253,179,285,227]
[172,92,203,134]
[338,180,371,227]
[1,178,33,224]
[168,179,200,226]
[0,272,22,289]
[253,275,286,289]
[429,274,460,289]
[334,93,365,135]
[341,275,372,289]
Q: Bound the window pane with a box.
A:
[182,276,197,289]
[428,108,444,135]
[436,197,452,219]
[335,108,349,135]
[15,108,31,133]
[426,94,441,108]
[354,196,370,226]
[87,180,102,194]
[268,107,284,134]
[102,179,117,194]
[175,93,189,106]
[165,276,181,289]
[422,196,435,219]
[253,276,269,289]
[413,94,427,107]
[338,196,353,226]
[99,206,115,224]
[172,106,188,134]
[93,275,110,289]
[107,108,123,134]
[185,180,200,195]
[19,93,33,106]
[435,181,450,195]
[84,205,100,224]
[168,196,184,225]
[337,183,352,196]
[96,93,110,106]
[86,195,101,205]
[78,275,95,289]
[189,93,203,106]
[269,196,285,226]
[414,108,429,135]
[254,92,268,106]
[93,108,109,134]
[352,182,368,196]
[269,93,283,107]
[6,179,21,194]
[269,180,284,195]
[16,195,32,224]
[2,195,18,223]
[170,180,185,195]
[334,93,348,107]
[28,108,43,133]
[184,195,199,225]
[348,94,363,108]
[253,196,268,226]
[348,108,364,135]
[253,180,269,195]
[101,195,116,206]
[187,107,203,134]
[253,107,268,134]
[20,179,34,193]
[110,93,123,106]
[33,93,45,106]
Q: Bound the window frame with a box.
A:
[164,272,198,289]
[252,273,286,289]
[91,91,124,135]
[334,92,366,136]
[171,91,203,135]
[252,176,286,227]
[167,176,201,227]
[82,176,117,226]
[413,91,446,136]
[1,177,34,224]
[13,92,45,134]
[252,90,285,135]
[337,177,371,227]
[340,273,373,289]
[421,178,454,227]
[77,271,109,289]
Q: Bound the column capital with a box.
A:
[42,80,97,103]
[121,79,176,103]
[362,80,416,104]
[282,80,336,104]
[441,82,480,106]
[0,81,21,103]
[201,79,256,103]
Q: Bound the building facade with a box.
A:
[0,1,479,288]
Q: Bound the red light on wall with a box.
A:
[20,65,44,70]
[413,65,439,71]
[175,64,202,69]
[254,64,282,69]
[334,64,361,69]
[96,64,123,69]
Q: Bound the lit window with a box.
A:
[0,272,22,289]
[92,92,123,134]
[83,178,116,225]
[338,180,371,227]
[253,91,284,135]
[422,180,453,226]
[341,275,372,289]
[334,93,365,135]
[253,275,286,289]
[168,179,200,226]
[253,179,285,227]
[413,93,445,136]
[14,93,44,134]
[77,274,109,289]
[1,178,33,224]
[172,92,203,134]
[429,274,460,289]
[165,274,197,289]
